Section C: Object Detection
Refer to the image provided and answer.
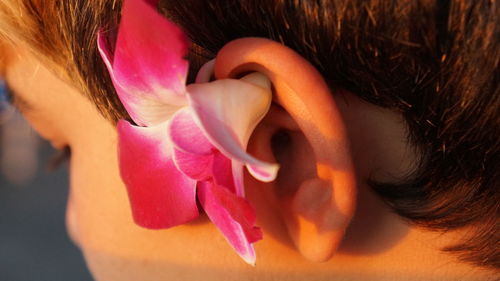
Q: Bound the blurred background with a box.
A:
[0,102,92,280]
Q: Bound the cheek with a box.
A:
[64,120,251,280]
[66,123,134,254]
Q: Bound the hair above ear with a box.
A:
[213,38,357,262]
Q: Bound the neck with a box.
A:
[335,185,496,281]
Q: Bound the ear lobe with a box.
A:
[287,178,350,262]
[214,38,357,262]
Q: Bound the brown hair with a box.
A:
[0,0,499,269]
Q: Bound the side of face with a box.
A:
[3,50,305,281]
[5,51,241,280]
[0,47,384,280]
[7,45,487,281]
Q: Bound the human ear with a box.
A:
[213,38,357,262]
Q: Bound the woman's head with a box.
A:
[0,0,498,280]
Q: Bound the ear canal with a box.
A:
[284,178,347,262]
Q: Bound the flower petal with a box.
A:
[231,162,245,197]
[169,108,214,155]
[170,109,238,193]
[198,181,262,265]
[118,120,199,229]
[186,73,279,183]
[212,151,236,194]
[98,0,189,126]
[98,34,181,126]
[172,148,213,181]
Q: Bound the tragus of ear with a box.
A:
[214,38,357,262]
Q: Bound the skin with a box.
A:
[4,45,496,281]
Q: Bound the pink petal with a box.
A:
[98,34,181,127]
[98,0,189,126]
[198,181,262,265]
[170,109,237,194]
[212,151,236,194]
[116,0,188,96]
[118,120,199,229]
[172,148,213,181]
[169,109,238,191]
[186,73,279,183]
[168,108,214,155]
[231,162,245,197]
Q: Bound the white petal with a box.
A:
[186,73,279,185]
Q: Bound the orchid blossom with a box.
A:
[97,0,278,265]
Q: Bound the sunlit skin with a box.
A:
[4,44,494,280]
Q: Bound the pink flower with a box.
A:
[97,0,278,265]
